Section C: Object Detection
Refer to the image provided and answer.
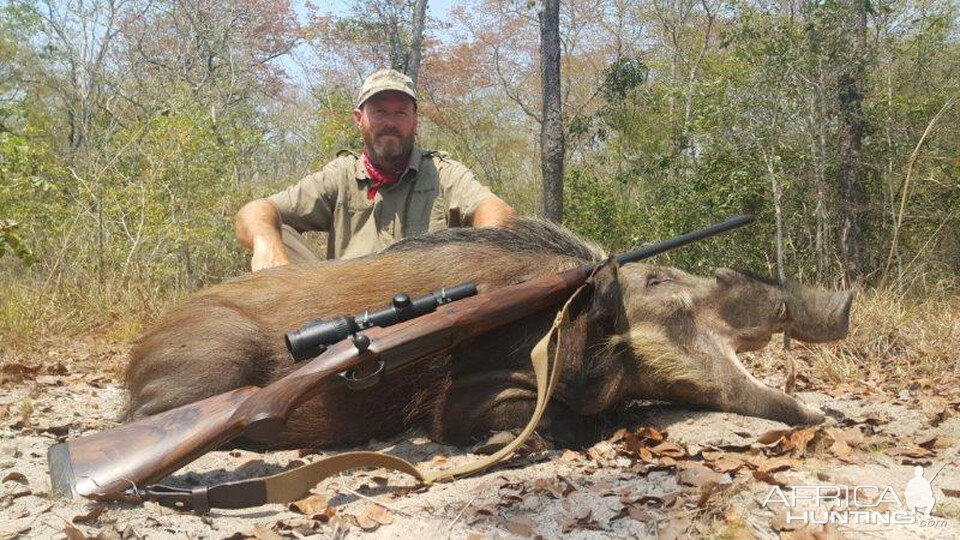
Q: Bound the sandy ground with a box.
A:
[1,343,959,539]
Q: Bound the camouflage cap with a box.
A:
[356,69,417,108]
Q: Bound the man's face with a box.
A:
[353,91,417,164]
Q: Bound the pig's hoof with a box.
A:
[796,405,825,425]
[473,431,553,455]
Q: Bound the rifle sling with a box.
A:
[140,281,587,513]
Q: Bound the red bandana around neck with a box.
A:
[362,149,405,200]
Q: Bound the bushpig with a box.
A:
[123,218,853,449]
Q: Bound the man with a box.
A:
[236,69,516,271]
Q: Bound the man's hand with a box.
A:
[251,236,290,272]
[236,199,290,272]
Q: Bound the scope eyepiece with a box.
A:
[285,317,360,362]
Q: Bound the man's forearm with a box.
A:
[236,199,283,248]
[471,196,517,227]
[236,199,290,271]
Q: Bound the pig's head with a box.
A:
[575,260,853,426]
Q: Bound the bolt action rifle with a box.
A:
[47,215,754,512]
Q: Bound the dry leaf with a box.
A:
[2,471,27,484]
[42,424,71,437]
[649,442,685,458]
[757,429,790,445]
[274,518,319,536]
[811,522,845,540]
[609,428,631,443]
[636,427,664,442]
[365,504,393,526]
[533,477,572,498]
[626,503,650,521]
[355,513,380,531]
[559,516,578,534]
[825,427,862,458]
[786,427,819,456]
[758,456,801,474]
[505,516,535,537]
[620,431,644,457]
[574,507,591,521]
[587,441,617,461]
[752,470,786,487]
[701,450,724,461]
[5,488,31,500]
[916,434,938,449]
[886,445,932,459]
[0,363,40,379]
[678,463,727,488]
[920,397,950,425]
[697,481,720,507]
[771,510,804,532]
[0,518,32,539]
[72,504,105,524]
[848,413,887,426]
[252,523,282,540]
[658,516,692,540]
[62,524,90,540]
[47,361,69,375]
[288,493,330,517]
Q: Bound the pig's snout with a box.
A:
[786,287,854,343]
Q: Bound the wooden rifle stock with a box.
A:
[48,214,754,502]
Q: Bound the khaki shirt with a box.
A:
[267,147,493,260]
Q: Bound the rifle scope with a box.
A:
[285,282,478,362]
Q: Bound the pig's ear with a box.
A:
[584,258,624,330]
[715,268,744,285]
[588,257,620,302]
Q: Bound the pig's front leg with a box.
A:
[670,349,826,426]
[431,370,590,449]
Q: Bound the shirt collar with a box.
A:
[354,146,422,184]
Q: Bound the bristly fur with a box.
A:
[736,269,782,287]
[603,324,718,392]
[384,216,607,262]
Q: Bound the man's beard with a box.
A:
[363,127,414,164]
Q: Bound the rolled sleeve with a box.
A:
[267,170,337,233]
[439,160,493,224]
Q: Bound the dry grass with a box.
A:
[810,284,960,384]
[732,278,959,395]
[2,263,958,391]
[0,270,185,377]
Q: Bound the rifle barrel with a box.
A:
[616,214,754,266]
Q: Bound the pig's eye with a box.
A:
[646,276,672,288]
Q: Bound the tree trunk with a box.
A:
[765,152,794,393]
[539,0,564,223]
[836,0,868,284]
[407,0,429,88]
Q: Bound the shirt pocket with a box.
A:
[406,185,439,236]
[428,194,449,232]
[345,191,379,234]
